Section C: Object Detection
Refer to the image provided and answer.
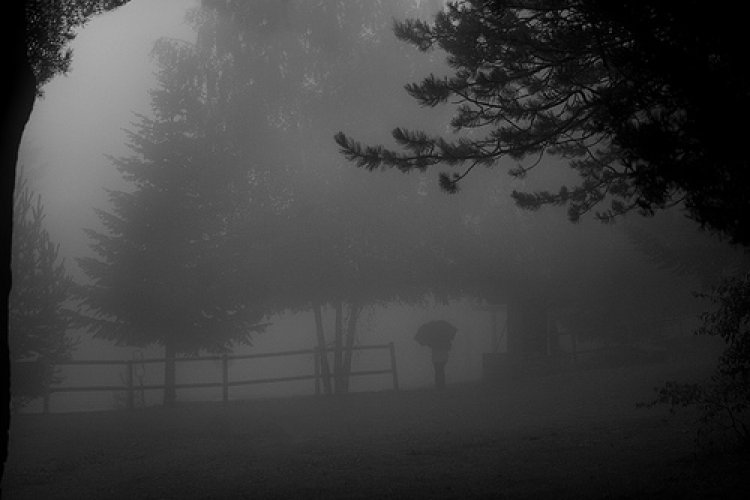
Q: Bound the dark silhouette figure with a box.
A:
[415,320,457,391]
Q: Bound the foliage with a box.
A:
[189,0,463,393]
[644,273,750,448]
[189,1,459,306]
[25,0,130,93]
[76,39,267,356]
[624,211,750,285]
[335,0,750,246]
[9,171,75,408]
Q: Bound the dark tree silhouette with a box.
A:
[644,273,750,447]
[2,0,130,471]
[336,0,750,246]
[25,0,131,93]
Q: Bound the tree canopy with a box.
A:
[77,38,267,356]
[188,0,706,362]
[191,0,459,393]
[335,0,750,246]
[188,0,459,311]
[25,0,130,93]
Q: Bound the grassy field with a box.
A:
[3,362,749,499]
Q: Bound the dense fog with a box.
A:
[6,1,749,498]
[14,0,743,409]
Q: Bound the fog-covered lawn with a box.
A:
[4,362,748,499]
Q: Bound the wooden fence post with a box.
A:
[42,360,52,414]
[42,388,50,414]
[389,342,399,391]
[314,349,321,396]
[222,354,229,405]
[126,360,134,410]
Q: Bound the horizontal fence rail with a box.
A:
[20,343,399,414]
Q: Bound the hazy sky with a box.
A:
[19,0,197,271]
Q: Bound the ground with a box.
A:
[3,362,749,499]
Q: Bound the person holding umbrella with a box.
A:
[415,320,457,391]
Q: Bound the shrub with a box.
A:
[643,273,750,448]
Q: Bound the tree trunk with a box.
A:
[333,301,343,394]
[341,303,361,393]
[4,2,38,460]
[313,303,332,395]
[163,339,177,407]
[506,296,548,358]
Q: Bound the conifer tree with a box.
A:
[77,40,266,406]
[10,172,75,409]
[335,0,750,246]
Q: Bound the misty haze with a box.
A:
[3,1,749,499]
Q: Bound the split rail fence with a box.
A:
[29,343,399,414]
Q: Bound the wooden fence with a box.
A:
[33,342,399,413]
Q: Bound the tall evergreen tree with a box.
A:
[77,39,266,406]
[10,171,75,409]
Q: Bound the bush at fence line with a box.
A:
[641,273,750,449]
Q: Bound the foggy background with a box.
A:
[7,2,750,499]
[14,0,739,413]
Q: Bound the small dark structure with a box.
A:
[415,320,457,391]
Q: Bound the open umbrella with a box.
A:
[415,320,457,350]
